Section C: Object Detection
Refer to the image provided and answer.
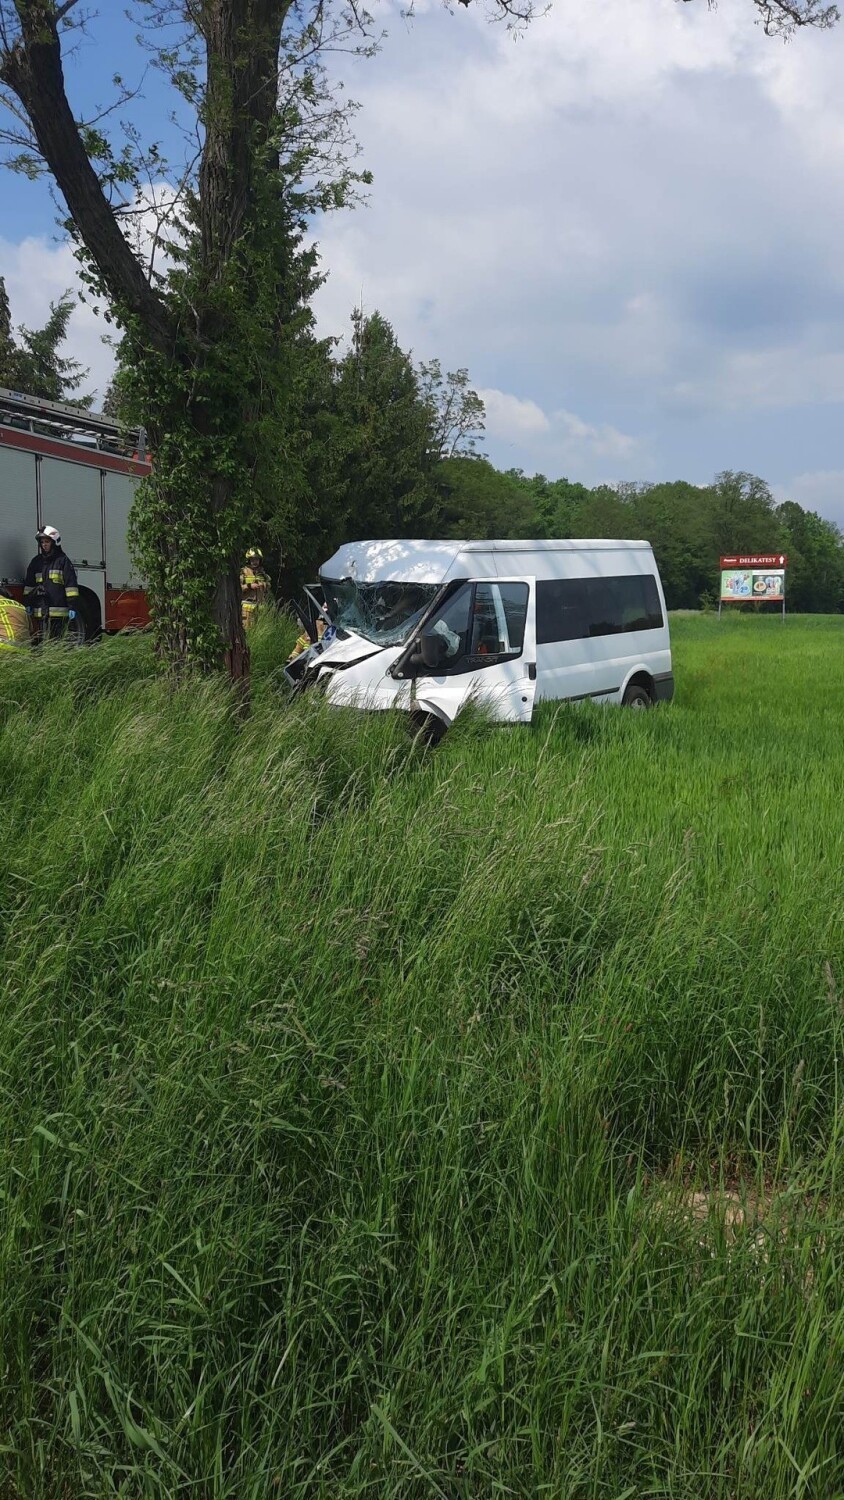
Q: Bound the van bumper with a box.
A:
[653,671,675,704]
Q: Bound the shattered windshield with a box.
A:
[321,577,440,646]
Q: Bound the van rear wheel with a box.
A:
[622,683,652,710]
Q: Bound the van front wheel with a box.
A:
[622,683,652,710]
[409,712,447,747]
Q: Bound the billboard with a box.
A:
[720,554,787,607]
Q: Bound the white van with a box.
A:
[286,539,673,732]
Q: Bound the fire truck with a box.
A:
[0,386,151,639]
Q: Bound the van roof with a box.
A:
[320,538,653,584]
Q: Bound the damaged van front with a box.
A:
[286,577,439,708]
[285,542,455,715]
[284,539,538,731]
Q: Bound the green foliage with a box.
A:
[0,276,91,405]
[435,454,537,537]
[253,310,497,584]
[1,614,844,1493]
[330,308,439,536]
[266,308,444,581]
[0,276,14,381]
[777,500,844,613]
[515,470,594,534]
[99,374,124,421]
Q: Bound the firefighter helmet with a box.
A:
[245,546,263,561]
[37,525,62,546]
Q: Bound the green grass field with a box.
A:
[1,612,843,1498]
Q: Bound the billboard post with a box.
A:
[718,553,788,622]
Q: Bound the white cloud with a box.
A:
[668,341,844,414]
[0,235,116,402]
[478,387,550,437]
[307,0,844,510]
[474,385,643,468]
[473,385,645,476]
[554,408,640,462]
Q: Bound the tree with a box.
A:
[329,308,439,538]
[629,480,718,608]
[522,472,592,537]
[707,472,783,558]
[15,288,91,404]
[0,2,360,678]
[679,0,838,35]
[0,274,90,402]
[417,359,486,460]
[0,276,17,384]
[251,313,494,585]
[777,500,844,612]
[100,376,124,421]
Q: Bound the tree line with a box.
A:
[244,304,844,616]
[3,270,842,615]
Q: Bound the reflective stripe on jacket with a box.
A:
[0,596,31,650]
[24,548,79,618]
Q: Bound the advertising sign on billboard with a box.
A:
[718,555,787,616]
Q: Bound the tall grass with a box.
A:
[1,611,843,1497]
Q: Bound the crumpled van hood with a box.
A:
[315,633,385,668]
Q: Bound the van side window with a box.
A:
[496,582,529,652]
[468,581,529,657]
[425,581,529,670]
[589,574,663,636]
[536,578,590,643]
[536,574,663,645]
[431,583,473,659]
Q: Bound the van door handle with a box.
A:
[527,663,536,680]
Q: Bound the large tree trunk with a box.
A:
[211,477,251,684]
[198,1,288,265]
[132,399,253,680]
[215,568,251,683]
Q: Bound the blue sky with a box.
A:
[2,0,844,526]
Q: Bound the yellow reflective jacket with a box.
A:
[240,565,270,605]
[287,617,327,662]
[0,595,31,651]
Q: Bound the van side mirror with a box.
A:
[420,630,447,669]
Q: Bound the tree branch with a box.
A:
[1,2,174,350]
[680,0,839,33]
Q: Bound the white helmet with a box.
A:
[37,525,61,546]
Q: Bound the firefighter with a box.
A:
[287,606,330,663]
[24,526,80,643]
[240,547,271,629]
[0,588,31,652]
